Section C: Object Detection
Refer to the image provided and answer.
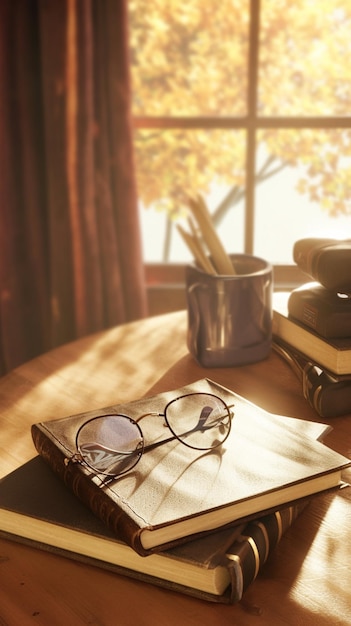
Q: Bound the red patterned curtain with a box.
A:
[0,0,147,375]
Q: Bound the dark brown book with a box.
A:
[273,292,351,375]
[288,282,351,339]
[31,378,350,556]
[0,456,310,604]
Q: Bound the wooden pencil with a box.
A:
[188,195,235,275]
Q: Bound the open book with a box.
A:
[31,378,350,556]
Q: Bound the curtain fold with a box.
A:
[0,0,147,375]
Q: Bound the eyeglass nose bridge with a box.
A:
[135,411,169,430]
[135,411,164,424]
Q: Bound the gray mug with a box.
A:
[185,254,273,367]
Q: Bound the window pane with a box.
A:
[128,1,249,116]
[139,203,246,263]
[260,1,351,116]
[134,129,246,261]
[254,129,351,263]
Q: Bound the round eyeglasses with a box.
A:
[70,392,234,478]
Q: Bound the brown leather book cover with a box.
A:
[0,456,308,604]
[31,378,350,556]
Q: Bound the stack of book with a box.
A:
[0,378,350,604]
[273,289,351,378]
[273,238,351,417]
[272,286,351,418]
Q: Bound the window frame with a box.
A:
[131,0,351,315]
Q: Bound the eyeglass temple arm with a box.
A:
[141,405,234,454]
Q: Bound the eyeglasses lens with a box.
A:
[165,393,231,450]
[76,414,144,475]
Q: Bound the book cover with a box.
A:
[0,456,313,604]
[288,283,351,339]
[30,378,350,556]
[273,292,351,375]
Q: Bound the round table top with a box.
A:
[1,310,351,625]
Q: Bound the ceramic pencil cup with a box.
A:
[185,254,273,367]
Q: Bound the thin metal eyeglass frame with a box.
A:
[70,392,235,478]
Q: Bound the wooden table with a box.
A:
[1,310,351,625]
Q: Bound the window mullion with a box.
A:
[245,0,260,254]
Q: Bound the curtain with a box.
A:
[0,0,147,376]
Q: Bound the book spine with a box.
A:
[272,311,333,372]
[225,503,306,603]
[30,423,145,555]
[288,293,327,336]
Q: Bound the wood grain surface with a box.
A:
[1,310,351,625]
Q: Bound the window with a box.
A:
[128,1,351,312]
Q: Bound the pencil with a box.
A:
[188,195,235,275]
